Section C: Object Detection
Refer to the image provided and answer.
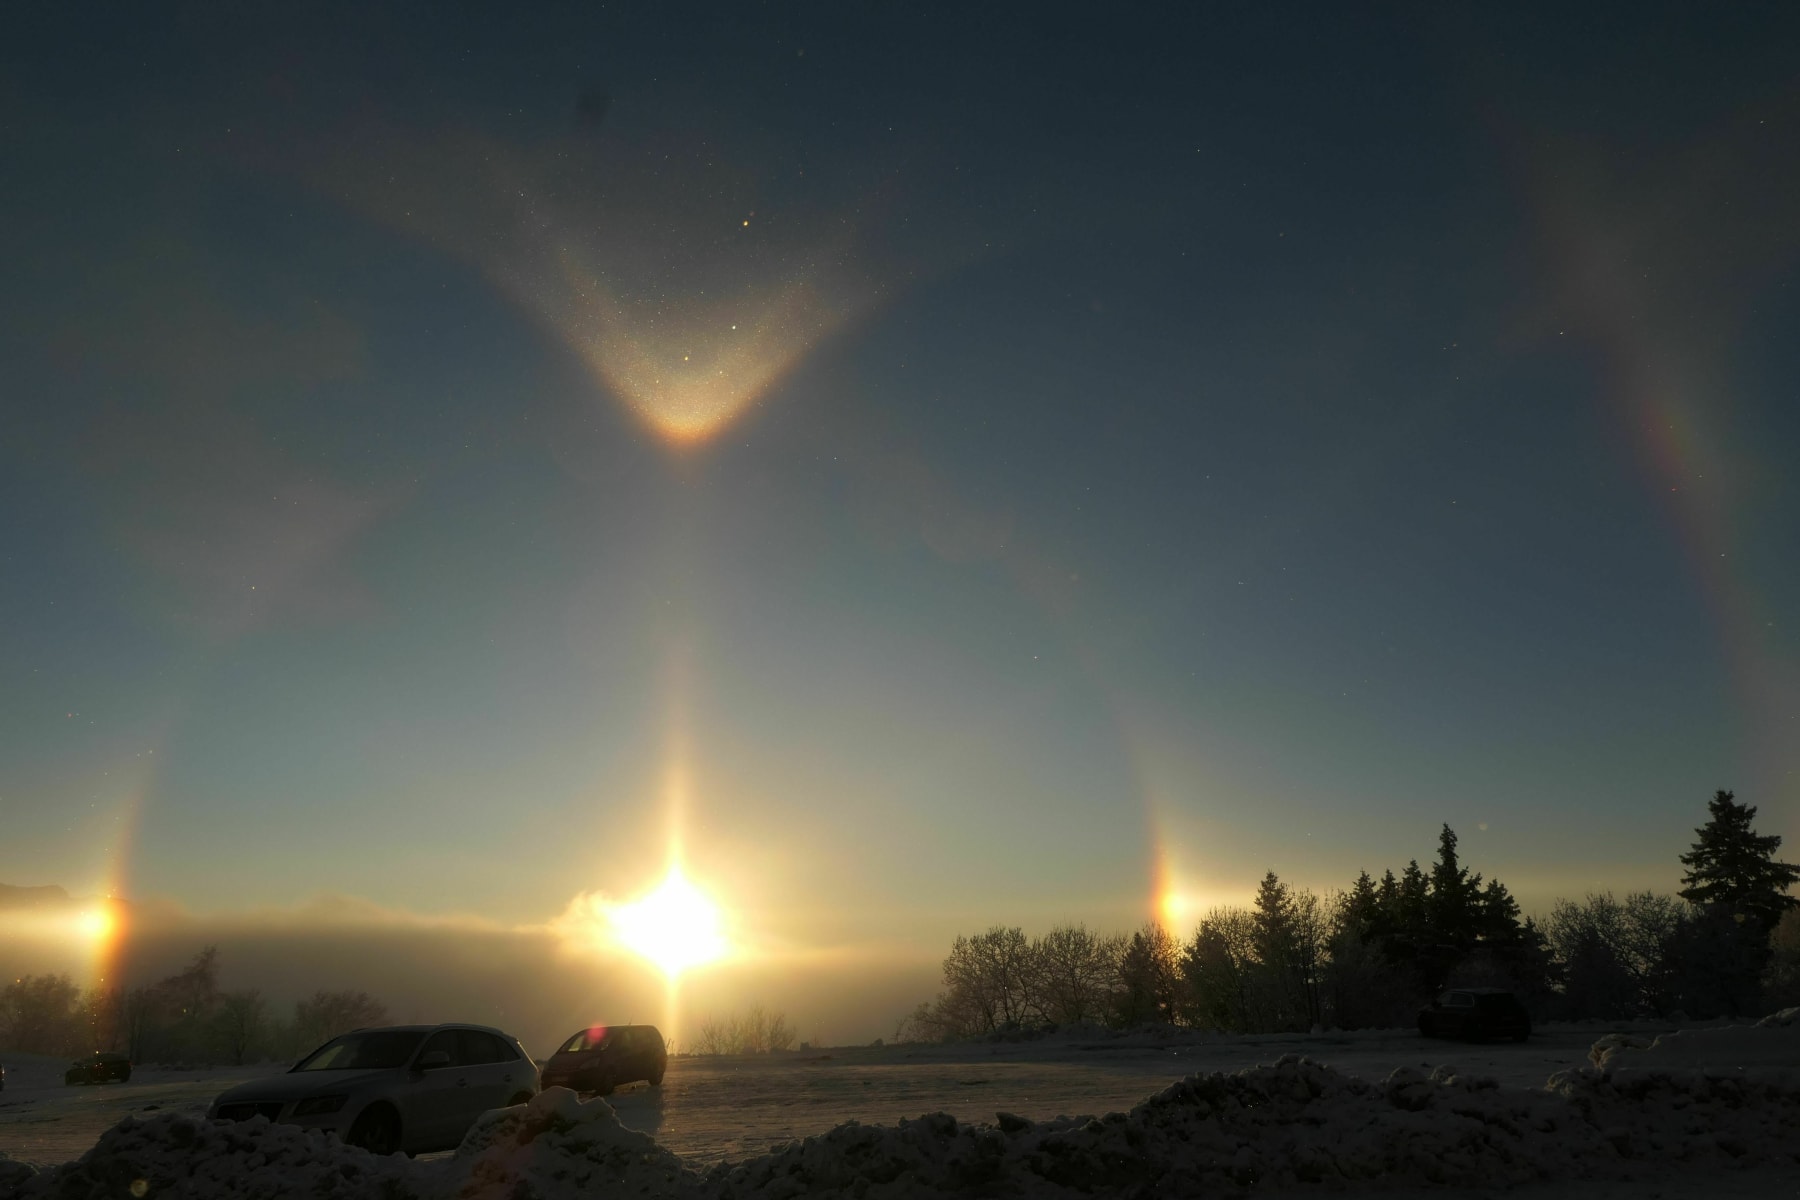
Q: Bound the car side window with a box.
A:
[1445,992,1475,1008]
[418,1030,459,1067]
[458,1029,505,1064]
[463,1031,516,1064]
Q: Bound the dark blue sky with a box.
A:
[3,2,1798,967]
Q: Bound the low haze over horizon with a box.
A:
[4,2,1799,1044]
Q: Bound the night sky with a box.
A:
[4,3,1799,1008]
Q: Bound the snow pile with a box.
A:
[0,1154,34,1195]
[10,1111,422,1200]
[12,1030,1800,1199]
[1591,1007,1800,1085]
[701,1051,1800,1198]
[442,1086,689,1199]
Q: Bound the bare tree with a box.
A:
[0,974,81,1054]
[213,989,267,1065]
[79,986,124,1053]
[690,1016,733,1056]
[687,1005,795,1055]
[291,989,388,1057]
[943,926,1035,1031]
[1546,892,1691,1018]
[1765,909,1800,1008]
[1031,925,1122,1026]
[121,987,159,1062]
[145,946,223,1062]
[1288,888,1330,1029]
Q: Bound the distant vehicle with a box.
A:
[1,1061,7,1090]
[65,1052,133,1085]
[207,1024,538,1156]
[1417,988,1531,1041]
[539,1024,667,1095]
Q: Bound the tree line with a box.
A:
[687,1003,797,1055]
[0,946,388,1064]
[901,791,1800,1039]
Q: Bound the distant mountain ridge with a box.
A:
[0,883,76,910]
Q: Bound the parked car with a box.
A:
[207,1024,538,1155]
[65,1052,133,1085]
[539,1024,667,1095]
[1417,988,1531,1041]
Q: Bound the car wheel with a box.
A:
[346,1105,403,1156]
[1417,1016,1434,1038]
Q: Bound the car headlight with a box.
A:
[292,1094,348,1116]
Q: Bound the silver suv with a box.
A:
[208,1023,538,1155]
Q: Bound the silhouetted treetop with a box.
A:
[1679,790,1799,932]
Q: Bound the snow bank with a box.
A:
[1588,1007,1800,1086]
[443,1086,689,1198]
[701,1053,1800,1198]
[7,1111,421,1200]
[13,1032,1800,1199]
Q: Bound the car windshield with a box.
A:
[558,1027,608,1054]
[293,1030,425,1071]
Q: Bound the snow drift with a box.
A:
[10,1016,1800,1199]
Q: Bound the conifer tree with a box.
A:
[1396,860,1429,941]
[1476,877,1523,945]
[1428,825,1480,946]
[1373,869,1401,939]
[1338,870,1380,941]
[1678,790,1800,933]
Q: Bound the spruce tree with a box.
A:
[1338,870,1380,941]
[1678,790,1800,933]
[1396,860,1429,941]
[1476,877,1523,946]
[1427,824,1480,946]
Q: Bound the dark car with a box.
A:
[207,1024,539,1156]
[1417,988,1531,1041]
[539,1024,667,1095]
[65,1051,133,1085]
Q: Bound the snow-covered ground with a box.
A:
[5,1018,1800,1197]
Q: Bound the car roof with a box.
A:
[339,1023,518,1038]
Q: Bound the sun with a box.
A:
[78,907,115,941]
[608,865,726,979]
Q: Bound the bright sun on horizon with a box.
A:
[607,864,727,979]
